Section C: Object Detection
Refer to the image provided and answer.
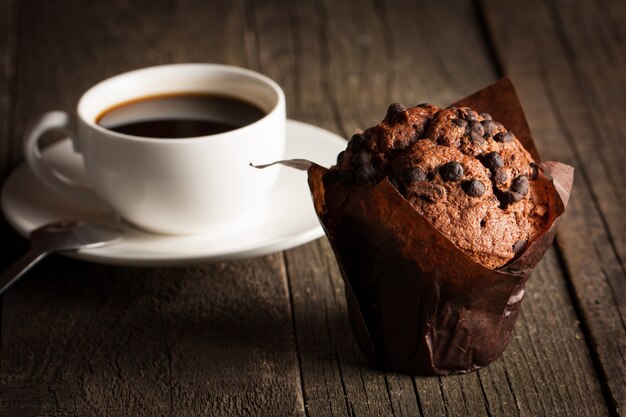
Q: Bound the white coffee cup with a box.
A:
[24,64,286,235]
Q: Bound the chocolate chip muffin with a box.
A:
[329,103,553,269]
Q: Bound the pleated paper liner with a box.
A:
[256,77,574,375]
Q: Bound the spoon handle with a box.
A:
[0,246,49,295]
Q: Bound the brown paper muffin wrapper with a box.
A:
[260,78,574,375]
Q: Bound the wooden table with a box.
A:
[1,0,624,416]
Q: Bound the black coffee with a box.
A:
[96,93,266,138]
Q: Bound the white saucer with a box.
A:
[1,119,346,266]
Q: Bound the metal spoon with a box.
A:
[0,220,123,295]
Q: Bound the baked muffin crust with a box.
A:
[330,103,553,269]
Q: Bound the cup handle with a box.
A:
[23,111,107,209]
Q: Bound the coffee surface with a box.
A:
[96,93,266,138]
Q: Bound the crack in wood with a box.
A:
[371,0,395,105]
[315,0,348,139]
[160,318,174,417]
[437,377,450,416]
[544,0,626,208]
[410,377,426,417]
[285,0,303,114]
[335,346,353,417]
[476,373,493,417]
[522,277,574,413]
[383,374,397,417]
[590,241,626,333]
[554,240,622,417]
[243,0,261,71]
[474,0,505,78]
[282,251,310,417]
[502,360,522,416]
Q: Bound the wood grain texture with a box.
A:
[481,0,626,414]
[1,257,303,416]
[1,0,304,416]
[0,0,619,415]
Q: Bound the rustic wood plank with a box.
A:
[1,257,304,416]
[486,248,608,417]
[280,0,610,415]
[0,0,304,415]
[0,0,617,416]
[481,0,626,415]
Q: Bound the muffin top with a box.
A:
[328,103,553,269]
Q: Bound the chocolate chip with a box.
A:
[510,175,529,196]
[408,181,443,202]
[530,162,539,180]
[385,103,407,123]
[462,179,486,197]
[470,122,485,136]
[493,167,508,184]
[323,169,339,185]
[350,133,365,142]
[498,191,515,207]
[503,190,524,205]
[373,152,385,166]
[482,152,504,170]
[464,110,479,122]
[452,118,468,129]
[354,164,377,183]
[440,161,464,181]
[388,103,407,114]
[470,131,486,146]
[336,150,346,166]
[512,239,527,254]
[403,166,427,183]
[494,132,514,143]
[387,175,400,190]
[338,169,354,185]
[479,112,492,120]
[351,151,371,166]
[482,120,499,137]
[348,133,366,151]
